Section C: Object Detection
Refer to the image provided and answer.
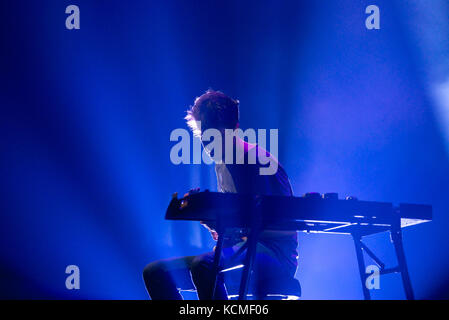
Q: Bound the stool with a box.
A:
[179,273,301,300]
[225,275,301,300]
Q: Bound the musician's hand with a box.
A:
[200,221,219,241]
[210,230,219,241]
[183,187,200,198]
[180,188,200,209]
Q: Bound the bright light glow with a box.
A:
[432,79,449,154]
[220,264,244,273]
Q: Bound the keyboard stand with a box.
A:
[213,212,416,300]
[211,218,225,300]
[351,219,415,300]
[183,193,429,300]
[212,195,263,300]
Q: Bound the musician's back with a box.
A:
[215,139,298,274]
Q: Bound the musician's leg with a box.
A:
[189,242,297,300]
[251,243,297,297]
[224,241,297,298]
[190,251,228,300]
[143,256,195,300]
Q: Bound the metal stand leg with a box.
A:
[211,230,225,300]
[391,227,415,300]
[352,234,371,300]
[238,228,259,300]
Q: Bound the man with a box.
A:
[143,90,298,300]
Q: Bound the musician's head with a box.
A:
[185,89,240,139]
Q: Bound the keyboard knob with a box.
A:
[323,193,338,200]
[304,192,321,199]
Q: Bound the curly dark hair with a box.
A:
[185,89,239,137]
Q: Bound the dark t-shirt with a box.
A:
[214,141,298,272]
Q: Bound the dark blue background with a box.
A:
[1,0,448,299]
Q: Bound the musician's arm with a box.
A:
[182,188,219,241]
